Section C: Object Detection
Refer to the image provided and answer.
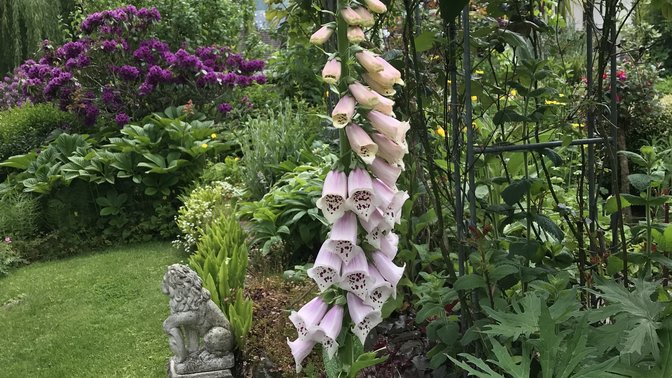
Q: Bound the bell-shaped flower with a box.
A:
[322,59,341,85]
[345,123,378,165]
[363,73,396,97]
[372,250,405,297]
[356,50,384,73]
[347,292,383,345]
[310,25,334,45]
[366,110,410,147]
[346,168,376,222]
[364,0,388,14]
[382,190,409,227]
[307,245,343,291]
[310,305,344,359]
[354,7,375,27]
[339,250,373,300]
[287,338,316,373]
[316,170,348,223]
[289,296,329,340]
[341,7,362,25]
[372,91,395,116]
[364,265,394,310]
[371,157,402,189]
[324,212,363,264]
[372,178,395,209]
[347,27,366,44]
[349,81,380,108]
[371,133,405,170]
[380,231,399,259]
[332,95,356,128]
[377,57,403,84]
[360,209,391,249]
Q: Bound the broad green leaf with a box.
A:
[489,338,531,378]
[533,214,565,241]
[618,150,647,167]
[438,0,469,22]
[454,274,487,291]
[628,173,656,191]
[501,179,531,206]
[414,30,436,52]
[493,107,529,125]
[605,195,632,215]
[606,255,624,276]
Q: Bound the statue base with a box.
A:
[168,352,234,378]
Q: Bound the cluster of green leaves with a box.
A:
[238,144,336,264]
[239,99,324,199]
[0,103,80,162]
[78,0,255,49]
[0,107,229,254]
[173,181,241,252]
[189,213,252,350]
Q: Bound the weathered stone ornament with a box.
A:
[162,264,234,378]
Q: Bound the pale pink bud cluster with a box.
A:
[289,2,411,372]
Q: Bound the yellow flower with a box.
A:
[211,133,217,139]
[544,99,566,105]
[436,126,446,137]
[201,143,208,149]
[234,157,240,161]
[475,69,485,75]
[509,89,518,97]
[559,93,565,97]
[471,95,478,102]
[570,123,581,129]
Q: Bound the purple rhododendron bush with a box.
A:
[0,5,265,128]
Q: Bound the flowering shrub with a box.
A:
[286,0,409,375]
[0,5,265,127]
[173,181,242,252]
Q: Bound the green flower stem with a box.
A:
[336,1,351,172]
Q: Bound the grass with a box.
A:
[0,242,187,378]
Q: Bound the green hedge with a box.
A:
[0,103,79,161]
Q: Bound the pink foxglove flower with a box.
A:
[372,91,395,115]
[363,0,388,14]
[371,133,405,169]
[349,81,380,108]
[380,231,399,259]
[339,250,373,300]
[372,250,405,297]
[347,27,366,43]
[377,57,402,82]
[341,7,362,25]
[382,191,410,227]
[332,95,356,128]
[322,59,341,85]
[347,293,383,345]
[310,25,334,45]
[367,110,410,147]
[287,338,316,373]
[360,209,391,249]
[307,245,343,291]
[345,123,378,165]
[316,170,348,223]
[354,7,375,27]
[289,297,329,340]
[356,50,384,73]
[364,265,394,310]
[363,73,396,97]
[324,212,363,264]
[346,168,376,221]
[310,305,344,359]
[371,157,402,189]
[372,178,395,209]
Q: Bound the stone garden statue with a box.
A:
[162,264,234,377]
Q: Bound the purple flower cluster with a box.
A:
[81,5,160,35]
[0,5,266,127]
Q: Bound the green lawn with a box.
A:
[0,242,187,377]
